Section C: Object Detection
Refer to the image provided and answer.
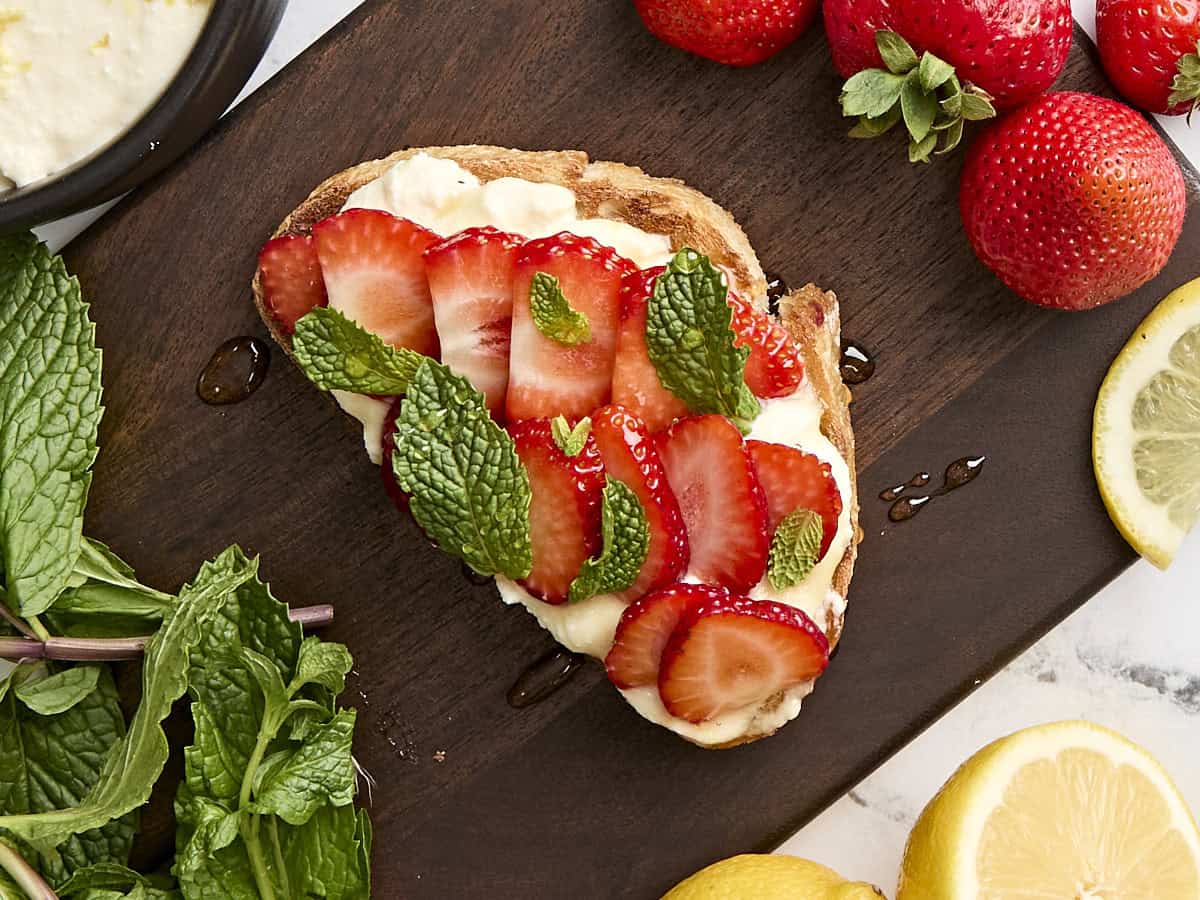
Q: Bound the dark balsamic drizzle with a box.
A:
[880,472,931,502]
[839,339,876,385]
[764,270,789,316]
[197,336,270,405]
[507,648,585,709]
[886,456,986,522]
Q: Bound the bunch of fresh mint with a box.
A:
[0,234,371,900]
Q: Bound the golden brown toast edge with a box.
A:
[251,145,858,747]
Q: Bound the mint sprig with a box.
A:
[0,234,103,617]
[569,478,649,604]
[392,360,532,579]
[767,509,824,590]
[530,272,590,345]
[645,248,760,431]
[551,416,592,458]
[841,30,995,163]
[292,307,424,395]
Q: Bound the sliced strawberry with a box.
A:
[605,583,730,689]
[424,227,523,417]
[313,208,441,357]
[611,266,690,432]
[747,441,842,560]
[510,419,606,604]
[590,404,689,602]
[257,233,327,335]
[657,415,769,593]
[658,595,830,723]
[728,293,805,399]
[505,233,635,421]
[378,396,408,514]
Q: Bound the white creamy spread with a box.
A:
[336,154,853,745]
[0,0,211,191]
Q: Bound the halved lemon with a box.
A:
[898,721,1200,899]
[661,855,884,899]
[1094,277,1200,568]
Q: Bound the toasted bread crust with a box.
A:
[252,146,857,748]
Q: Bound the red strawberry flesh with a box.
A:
[505,233,634,421]
[313,208,442,356]
[728,293,805,399]
[611,266,690,432]
[605,583,732,689]
[424,227,523,417]
[657,415,769,593]
[658,595,829,723]
[747,440,842,561]
[257,233,327,335]
[590,404,689,602]
[510,419,606,604]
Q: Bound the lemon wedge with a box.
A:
[662,854,883,899]
[1094,277,1200,568]
[898,720,1200,899]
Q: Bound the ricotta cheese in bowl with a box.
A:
[337,153,853,745]
[0,0,212,193]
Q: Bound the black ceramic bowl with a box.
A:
[0,0,286,234]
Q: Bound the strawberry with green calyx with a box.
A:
[825,0,1071,159]
[1097,0,1200,119]
[839,30,996,163]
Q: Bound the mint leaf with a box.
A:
[280,805,371,900]
[249,709,356,826]
[0,664,134,884]
[645,249,760,430]
[767,509,824,590]
[530,273,590,345]
[292,307,424,395]
[392,360,532,579]
[14,664,101,715]
[569,479,649,604]
[292,637,353,696]
[56,862,175,898]
[550,416,591,458]
[0,234,103,616]
[0,547,258,856]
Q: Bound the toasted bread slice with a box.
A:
[252,146,859,745]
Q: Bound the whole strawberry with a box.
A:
[1097,0,1200,117]
[826,0,1071,160]
[960,92,1186,311]
[633,0,819,67]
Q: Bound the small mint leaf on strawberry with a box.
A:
[551,416,592,458]
[839,30,996,162]
[292,307,425,395]
[568,478,649,604]
[645,248,760,431]
[530,272,590,345]
[767,508,823,591]
[392,360,531,579]
[875,30,919,74]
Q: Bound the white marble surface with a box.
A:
[49,1,1200,895]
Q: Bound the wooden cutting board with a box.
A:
[64,2,1195,896]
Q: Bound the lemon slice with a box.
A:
[662,854,883,899]
[1094,277,1200,568]
[898,721,1200,899]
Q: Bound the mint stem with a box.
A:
[0,605,335,661]
[0,840,57,900]
[0,603,36,639]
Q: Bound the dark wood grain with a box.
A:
[61,2,1191,896]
